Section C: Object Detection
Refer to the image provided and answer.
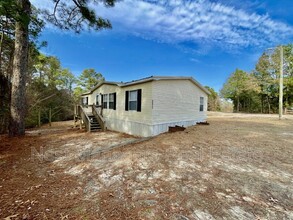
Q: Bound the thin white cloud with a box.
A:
[31,0,293,51]
[95,0,293,49]
[190,58,200,63]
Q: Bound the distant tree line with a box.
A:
[205,86,221,111]
[204,86,233,113]
[0,31,104,133]
[0,41,104,132]
[220,45,293,113]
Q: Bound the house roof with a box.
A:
[82,76,210,95]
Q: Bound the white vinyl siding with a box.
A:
[152,80,208,124]
[90,83,153,125]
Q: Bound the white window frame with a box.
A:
[200,97,204,112]
[96,94,99,106]
[109,93,115,110]
[103,94,108,109]
[82,97,88,106]
[128,90,138,111]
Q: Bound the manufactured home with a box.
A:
[76,76,209,137]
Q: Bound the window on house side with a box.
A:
[109,93,115,109]
[103,94,108,109]
[82,97,88,106]
[200,97,204,111]
[96,94,99,106]
[129,90,138,111]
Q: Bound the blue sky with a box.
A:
[32,0,293,91]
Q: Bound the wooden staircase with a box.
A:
[75,104,106,132]
[88,114,102,131]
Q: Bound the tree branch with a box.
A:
[51,108,62,117]
[29,93,57,110]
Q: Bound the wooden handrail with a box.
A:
[79,105,91,132]
[92,104,106,131]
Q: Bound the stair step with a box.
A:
[91,122,100,125]
[84,115,103,132]
[91,124,101,127]
[91,125,101,128]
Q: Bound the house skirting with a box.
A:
[104,117,207,137]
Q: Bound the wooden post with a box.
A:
[49,107,52,126]
[38,109,41,127]
[74,105,76,127]
[79,106,82,129]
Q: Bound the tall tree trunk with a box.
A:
[267,95,270,114]
[0,27,6,133]
[237,96,240,112]
[0,25,4,71]
[9,0,31,136]
[261,94,264,113]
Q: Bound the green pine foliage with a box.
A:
[221,44,293,113]
[73,68,105,103]
[205,86,221,111]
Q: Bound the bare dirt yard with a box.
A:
[0,113,293,219]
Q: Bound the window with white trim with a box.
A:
[82,97,88,106]
[125,89,141,112]
[109,93,115,109]
[200,97,204,111]
[103,94,108,109]
[129,90,138,111]
[96,94,99,106]
[102,93,116,110]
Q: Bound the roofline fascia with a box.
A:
[81,76,210,96]
[81,81,119,96]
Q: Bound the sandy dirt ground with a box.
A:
[0,113,293,219]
